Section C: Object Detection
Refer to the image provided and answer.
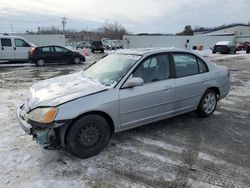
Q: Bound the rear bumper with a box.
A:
[219,78,231,100]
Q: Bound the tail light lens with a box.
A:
[30,47,37,56]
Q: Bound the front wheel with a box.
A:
[197,90,218,117]
[73,56,81,64]
[66,115,111,159]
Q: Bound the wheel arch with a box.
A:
[207,87,220,100]
[59,110,115,148]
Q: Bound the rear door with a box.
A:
[54,46,71,63]
[39,46,56,63]
[14,38,32,60]
[171,52,209,114]
[0,38,15,60]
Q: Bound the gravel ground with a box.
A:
[0,51,250,188]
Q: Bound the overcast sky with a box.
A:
[0,0,249,34]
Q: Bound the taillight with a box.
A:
[30,47,37,56]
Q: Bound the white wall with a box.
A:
[123,35,235,50]
[19,34,66,46]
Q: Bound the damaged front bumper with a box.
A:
[16,104,70,147]
[17,104,32,135]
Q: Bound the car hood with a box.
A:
[28,72,108,109]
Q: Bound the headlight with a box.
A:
[28,107,58,124]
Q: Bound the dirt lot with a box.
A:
[0,52,250,188]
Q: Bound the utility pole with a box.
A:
[11,24,14,35]
[61,17,67,34]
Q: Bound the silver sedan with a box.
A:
[17,48,230,158]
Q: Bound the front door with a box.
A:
[0,38,15,60]
[14,38,32,60]
[119,53,175,129]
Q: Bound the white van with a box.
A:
[0,35,34,62]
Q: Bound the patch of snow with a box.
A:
[188,178,222,188]
[195,49,212,57]
[0,63,34,67]
[213,111,222,115]
[135,136,185,153]
[198,152,226,165]
[117,145,182,166]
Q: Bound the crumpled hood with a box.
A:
[28,72,108,109]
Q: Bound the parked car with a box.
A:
[0,35,34,62]
[212,41,236,54]
[111,40,123,49]
[90,41,104,53]
[17,48,230,159]
[235,42,250,51]
[76,42,90,49]
[29,45,86,66]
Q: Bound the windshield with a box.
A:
[83,54,141,86]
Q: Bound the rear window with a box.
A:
[173,53,208,77]
[1,38,12,47]
[173,53,199,77]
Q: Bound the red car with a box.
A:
[235,42,250,52]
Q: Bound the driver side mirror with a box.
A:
[123,77,144,88]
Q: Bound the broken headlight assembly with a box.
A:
[28,107,58,124]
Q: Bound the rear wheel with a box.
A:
[197,89,218,117]
[66,115,111,159]
[36,59,45,66]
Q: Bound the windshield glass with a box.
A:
[83,54,141,86]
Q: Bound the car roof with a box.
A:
[116,47,194,56]
[36,45,65,48]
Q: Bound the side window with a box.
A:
[55,47,67,52]
[41,47,51,52]
[133,54,170,83]
[173,53,199,77]
[14,39,30,47]
[197,58,208,73]
[1,38,12,47]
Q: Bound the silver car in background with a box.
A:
[17,48,230,158]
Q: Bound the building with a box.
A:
[123,25,250,50]
[19,34,66,46]
[203,25,250,43]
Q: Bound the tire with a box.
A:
[66,115,111,159]
[73,56,81,64]
[212,51,216,54]
[197,89,218,117]
[36,59,45,66]
[101,49,104,53]
[247,50,250,54]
